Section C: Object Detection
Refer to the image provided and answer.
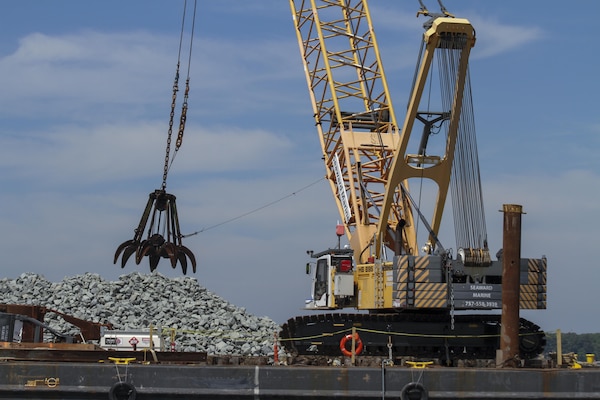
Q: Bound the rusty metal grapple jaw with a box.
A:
[114,189,197,274]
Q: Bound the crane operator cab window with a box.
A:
[314,258,329,302]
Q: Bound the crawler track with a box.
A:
[280,313,545,362]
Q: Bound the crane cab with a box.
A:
[305,249,355,309]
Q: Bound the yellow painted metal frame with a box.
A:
[378,17,476,259]
[290,0,413,263]
[290,1,476,263]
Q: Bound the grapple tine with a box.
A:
[180,245,197,274]
[121,246,137,269]
[162,242,178,268]
[149,254,160,272]
[136,240,149,264]
[114,240,136,264]
[177,252,188,275]
[137,241,155,265]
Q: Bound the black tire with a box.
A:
[108,381,137,400]
[401,382,428,400]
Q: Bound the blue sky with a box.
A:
[1,1,598,334]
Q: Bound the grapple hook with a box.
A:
[114,189,197,274]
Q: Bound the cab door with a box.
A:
[312,256,330,307]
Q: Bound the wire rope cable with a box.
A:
[182,177,325,237]
[437,32,487,252]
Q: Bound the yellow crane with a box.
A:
[282,0,547,363]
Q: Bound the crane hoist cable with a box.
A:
[163,0,197,190]
[114,0,198,275]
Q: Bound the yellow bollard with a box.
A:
[406,361,434,369]
[108,357,137,365]
[586,354,595,364]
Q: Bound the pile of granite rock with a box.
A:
[0,272,281,357]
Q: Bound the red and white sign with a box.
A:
[100,331,159,350]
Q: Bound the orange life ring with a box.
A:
[339,333,363,357]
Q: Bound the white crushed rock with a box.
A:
[0,272,281,357]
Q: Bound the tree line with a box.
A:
[544,331,600,360]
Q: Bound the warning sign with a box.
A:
[100,331,158,350]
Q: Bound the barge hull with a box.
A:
[1,362,600,399]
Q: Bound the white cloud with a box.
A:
[0,121,165,187]
[468,16,544,59]
[0,121,297,186]
[0,31,175,120]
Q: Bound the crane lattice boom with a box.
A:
[291,0,479,262]
[290,0,414,263]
